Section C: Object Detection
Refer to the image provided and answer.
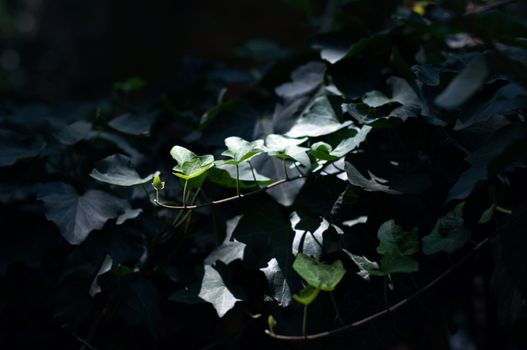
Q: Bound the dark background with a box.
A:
[0,0,316,102]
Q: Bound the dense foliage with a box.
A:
[1,1,527,349]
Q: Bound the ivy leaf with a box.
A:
[447,124,527,201]
[293,285,320,306]
[37,182,136,245]
[89,255,113,297]
[260,258,292,307]
[285,96,352,138]
[208,162,272,189]
[422,203,470,255]
[479,204,495,224]
[275,62,326,100]
[310,126,371,163]
[377,220,419,256]
[362,90,393,108]
[170,146,215,180]
[345,162,401,194]
[435,54,488,110]
[120,276,161,337]
[293,253,346,291]
[221,137,266,164]
[108,113,154,136]
[265,134,311,168]
[116,208,143,225]
[90,154,157,186]
[343,250,381,281]
[310,142,335,161]
[379,253,419,274]
[330,126,372,158]
[198,265,240,318]
[411,64,443,86]
[56,120,92,145]
[316,32,390,64]
[0,129,45,167]
[204,241,246,266]
[455,83,527,130]
[290,212,328,260]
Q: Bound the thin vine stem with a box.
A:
[235,164,240,197]
[248,160,261,189]
[153,161,346,211]
[182,179,188,208]
[154,177,302,210]
[330,292,343,325]
[283,159,289,180]
[265,234,494,341]
[302,305,308,337]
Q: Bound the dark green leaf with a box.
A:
[0,129,45,167]
[275,62,326,100]
[377,220,419,256]
[435,54,488,110]
[108,113,154,136]
[379,253,419,274]
[120,276,161,337]
[90,154,157,186]
[56,120,92,145]
[447,124,527,201]
[37,182,136,244]
[422,203,470,255]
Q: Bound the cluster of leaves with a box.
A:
[1,0,527,349]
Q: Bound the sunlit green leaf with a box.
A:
[265,134,311,168]
[221,136,266,164]
[293,253,346,291]
[292,285,320,305]
[170,145,215,180]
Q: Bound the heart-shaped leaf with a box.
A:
[170,145,215,180]
[221,137,266,164]
[377,220,419,256]
[293,253,346,291]
[37,182,138,245]
[90,154,158,186]
[285,96,352,138]
[422,202,470,255]
[265,134,311,168]
[199,265,240,318]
